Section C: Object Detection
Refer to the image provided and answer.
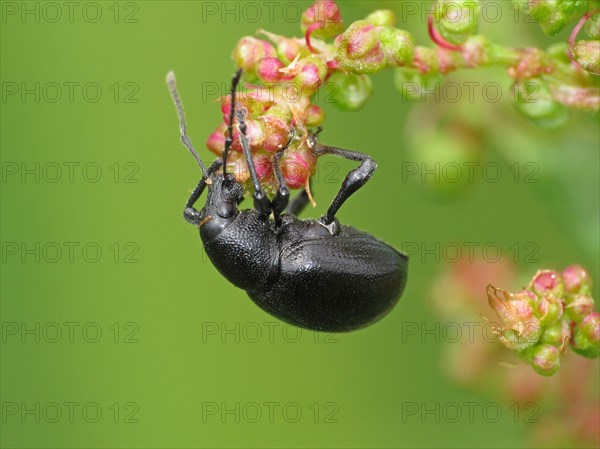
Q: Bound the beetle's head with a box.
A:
[168,69,248,241]
[198,172,244,241]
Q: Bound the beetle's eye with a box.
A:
[217,201,235,218]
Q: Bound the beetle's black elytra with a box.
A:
[167,69,408,332]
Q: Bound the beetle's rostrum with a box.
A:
[167,69,408,332]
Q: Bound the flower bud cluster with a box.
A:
[207,1,599,195]
[487,265,599,376]
[334,18,414,74]
[206,78,320,193]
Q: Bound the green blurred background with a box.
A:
[1,1,598,447]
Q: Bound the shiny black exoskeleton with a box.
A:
[167,69,408,332]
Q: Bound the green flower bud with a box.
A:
[264,103,293,124]
[584,13,600,38]
[394,68,441,102]
[527,343,561,376]
[433,0,481,45]
[541,319,569,347]
[514,0,589,36]
[366,9,396,27]
[501,321,543,351]
[571,312,600,358]
[328,72,373,110]
[536,295,563,327]
[378,27,414,67]
[572,40,600,75]
[513,78,569,129]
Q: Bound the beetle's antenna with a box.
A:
[166,71,209,178]
[223,68,243,177]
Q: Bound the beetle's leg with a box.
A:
[315,144,377,227]
[237,110,272,218]
[223,69,243,178]
[286,179,312,216]
[184,158,223,225]
[271,128,296,227]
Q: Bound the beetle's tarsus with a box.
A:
[184,207,202,226]
[271,127,297,226]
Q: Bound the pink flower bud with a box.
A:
[278,38,304,64]
[327,72,373,110]
[306,104,325,127]
[226,152,250,184]
[252,153,274,182]
[528,344,561,376]
[296,62,325,93]
[572,312,600,358]
[230,119,265,153]
[343,20,378,58]
[562,264,592,294]
[487,286,534,324]
[566,294,595,323]
[206,123,227,156]
[256,57,286,83]
[226,152,273,187]
[486,286,541,350]
[259,115,290,153]
[258,30,303,64]
[301,1,344,39]
[281,149,316,189]
[220,88,272,123]
[529,270,565,298]
[233,37,277,73]
[335,20,386,74]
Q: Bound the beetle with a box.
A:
[167,69,408,332]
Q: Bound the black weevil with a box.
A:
[167,69,408,332]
